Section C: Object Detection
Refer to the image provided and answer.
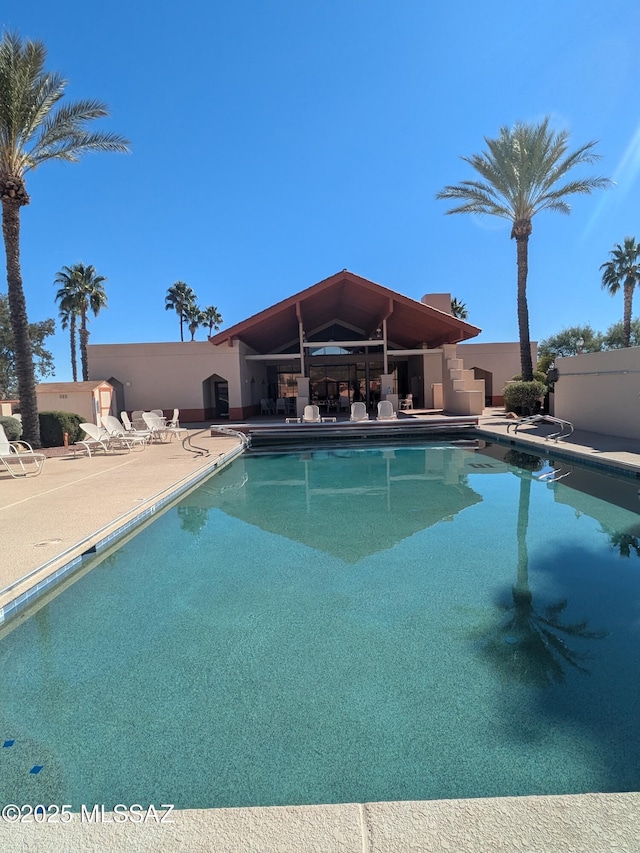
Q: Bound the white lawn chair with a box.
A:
[302,404,322,423]
[376,400,397,421]
[76,423,112,457]
[121,411,153,440]
[302,404,336,424]
[164,409,187,441]
[131,410,147,430]
[101,414,148,450]
[400,393,413,410]
[350,402,369,422]
[142,411,169,442]
[0,423,46,478]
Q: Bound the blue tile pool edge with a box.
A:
[0,444,246,627]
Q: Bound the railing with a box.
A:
[181,426,251,457]
[507,414,574,442]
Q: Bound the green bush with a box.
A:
[511,370,549,385]
[0,415,22,440]
[503,380,547,415]
[38,411,85,447]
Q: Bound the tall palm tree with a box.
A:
[436,117,610,381]
[54,263,108,380]
[0,32,129,445]
[202,305,223,337]
[183,303,205,341]
[55,290,81,382]
[600,237,640,348]
[450,297,468,320]
[165,281,196,341]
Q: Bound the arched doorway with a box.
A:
[203,373,229,419]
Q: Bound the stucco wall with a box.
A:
[554,348,640,440]
[87,341,245,418]
[36,383,113,425]
[458,341,537,404]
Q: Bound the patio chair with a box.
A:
[0,423,46,478]
[131,410,147,430]
[260,398,272,415]
[121,411,153,440]
[350,402,369,422]
[142,411,169,442]
[400,393,413,410]
[275,398,287,416]
[76,423,113,457]
[376,400,398,421]
[302,404,322,423]
[101,414,148,450]
[164,409,188,441]
[339,396,350,412]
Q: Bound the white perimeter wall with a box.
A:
[554,348,640,440]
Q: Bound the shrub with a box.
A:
[38,411,85,447]
[0,415,22,440]
[503,380,547,415]
[511,371,549,385]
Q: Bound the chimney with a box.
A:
[421,293,452,313]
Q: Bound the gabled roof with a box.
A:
[209,270,480,352]
[36,381,112,393]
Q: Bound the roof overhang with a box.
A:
[209,270,480,353]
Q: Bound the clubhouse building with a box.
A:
[87,271,528,422]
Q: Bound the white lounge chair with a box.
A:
[76,422,113,457]
[101,414,148,450]
[0,423,46,478]
[302,404,322,423]
[301,404,336,424]
[131,410,147,430]
[142,411,169,442]
[376,400,398,420]
[121,411,153,439]
[350,402,369,422]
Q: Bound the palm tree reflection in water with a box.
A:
[479,450,606,687]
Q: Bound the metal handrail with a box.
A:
[507,414,574,442]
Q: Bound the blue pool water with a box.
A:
[1,443,640,809]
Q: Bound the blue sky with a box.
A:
[3,0,640,381]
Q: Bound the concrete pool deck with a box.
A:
[1,415,639,851]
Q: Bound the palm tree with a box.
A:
[55,290,81,382]
[450,297,468,320]
[600,237,640,348]
[183,303,205,341]
[0,32,129,445]
[436,117,610,381]
[165,281,196,341]
[54,263,108,380]
[202,305,223,337]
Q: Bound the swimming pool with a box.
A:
[1,442,639,809]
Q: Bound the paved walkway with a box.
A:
[476,408,640,474]
[1,417,639,852]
